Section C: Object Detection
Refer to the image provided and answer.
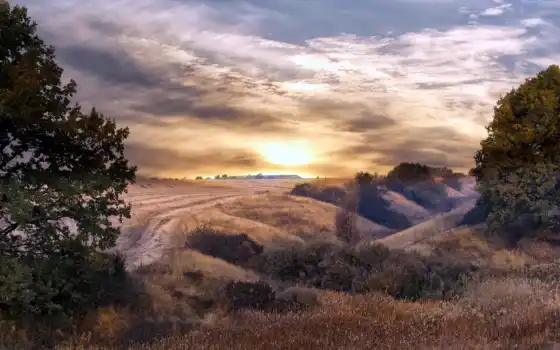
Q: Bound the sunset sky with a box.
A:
[15,0,560,178]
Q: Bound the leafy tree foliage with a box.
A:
[0,4,138,339]
[386,162,433,186]
[0,4,136,257]
[0,247,131,326]
[429,166,454,178]
[469,65,560,240]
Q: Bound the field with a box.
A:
[116,177,477,270]
[116,178,341,269]
[44,177,560,349]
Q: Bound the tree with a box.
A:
[386,162,433,186]
[0,4,137,337]
[469,65,560,240]
[0,5,136,257]
[195,176,203,180]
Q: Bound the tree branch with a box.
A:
[0,221,18,237]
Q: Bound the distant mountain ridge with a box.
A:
[221,174,302,180]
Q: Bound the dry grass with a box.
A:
[408,225,560,272]
[377,200,477,249]
[48,222,560,350]
[58,278,560,349]
[132,178,237,190]
[306,177,353,189]
[9,179,560,350]
[216,193,391,241]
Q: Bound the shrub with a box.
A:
[186,227,264,266]
[335,207,359,244]
[290,183,315,197]
[290,183,347,205]
[319,186,347,205]
[274,286,320,312]
[363,251,477,300]
[252,242,476,300]
[0,247,136,345]
[225,281,276,312]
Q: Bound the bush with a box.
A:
[252,242,476,300]
[250,241,335,285]
[363,252,476,300]
[225,281,276,312]
[0,247,136,345]
[319,186,347,205]
[274,286,320,312]
[290,183,347,205]
[186,227,264,266]
[335,207,359,244]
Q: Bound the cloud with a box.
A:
[125,143,263,177]
[329,125,480,172]
[479,3,512,17]
[13,0,560,177]
[56,44,163,88]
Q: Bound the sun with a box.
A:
[258,141,313,166]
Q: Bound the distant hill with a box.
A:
[289,176,479,232]
[220,174,302,180]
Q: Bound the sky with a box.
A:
[13,0,560,178]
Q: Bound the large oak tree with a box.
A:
[0,4,136,257]
[469,65,560,241]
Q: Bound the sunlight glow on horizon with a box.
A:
[257,141,315,166]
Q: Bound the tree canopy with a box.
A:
[0,4,136,257]
[469,65,560,239]
[386,162,433,185]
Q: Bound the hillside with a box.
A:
[290,175,479,231]
[75,178,560,349]
[115,178,392,270]
[9,177,559,349]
